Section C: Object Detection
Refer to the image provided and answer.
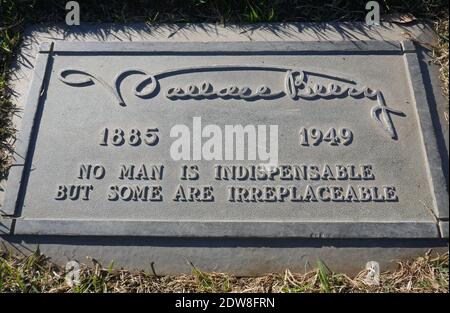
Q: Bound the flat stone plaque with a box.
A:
[2,40,448,239]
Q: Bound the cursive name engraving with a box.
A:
[59,65,405,139]
[166,82,283,100]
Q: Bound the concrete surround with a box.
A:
[0,23,448,275]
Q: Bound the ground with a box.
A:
[0,0,448,293]
[0,249,448,292]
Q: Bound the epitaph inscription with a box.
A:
[2,41,447,238]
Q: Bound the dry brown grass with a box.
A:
[433,18,449,99]
[0,249,447,293]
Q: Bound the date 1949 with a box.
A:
[299,127,353,146]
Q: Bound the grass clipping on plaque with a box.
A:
[0,249,448,293]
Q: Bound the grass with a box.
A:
[0,248,447,293]
[434,17,449,98]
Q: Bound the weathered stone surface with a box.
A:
[440,221,449,238]
[0,23,448,274]
[0,236,446,275]
[0,219,11,235]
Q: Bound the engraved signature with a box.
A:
[166,82,283,100]
[59,65,405,139]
